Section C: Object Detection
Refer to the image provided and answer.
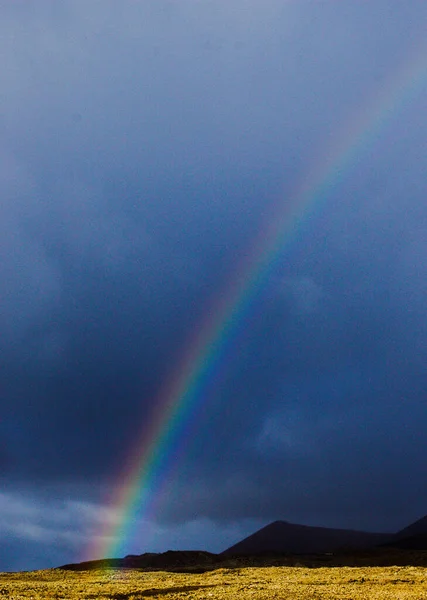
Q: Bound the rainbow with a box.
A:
[88,40,427,561]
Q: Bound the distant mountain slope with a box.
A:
[395,515,427,539]
[222,520,393,555]
[383,515,427,550]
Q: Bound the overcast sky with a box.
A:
[2,0,427,571]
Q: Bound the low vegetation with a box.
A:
[1,564,427,599]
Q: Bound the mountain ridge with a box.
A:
[222,519,393,556]
[58,514,427,571]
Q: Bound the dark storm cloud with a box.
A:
[1,0,427,569]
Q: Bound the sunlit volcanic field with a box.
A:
[2,559,427,600]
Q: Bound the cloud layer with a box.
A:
[1,0,427,570]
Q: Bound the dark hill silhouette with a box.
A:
[382,515,427,550]
[385,533,427,550]
[60,550,221,572]
[222,520,393,555]
[395,515,427,539]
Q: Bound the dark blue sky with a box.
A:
[1,1,427,571]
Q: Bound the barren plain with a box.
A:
[1,564,427,600]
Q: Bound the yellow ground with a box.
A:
[0,565,427,599]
